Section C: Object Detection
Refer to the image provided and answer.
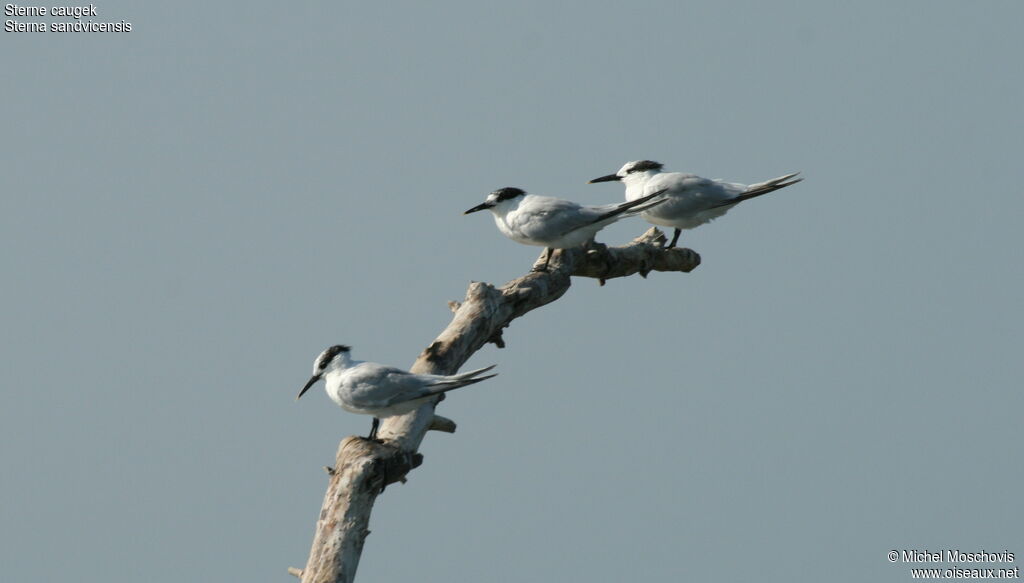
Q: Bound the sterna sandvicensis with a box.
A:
[297,345,497,441]
[589,161,801,248]
[464,186,668,271]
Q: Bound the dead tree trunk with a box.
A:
[290,228,701,583]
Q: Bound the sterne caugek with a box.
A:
[297,345,497,441]
[464,186,668,271]
[589,160,802,249]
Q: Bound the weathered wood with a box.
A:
[297,228,700,583]
[428,414,457,433]
[299,437,422,583]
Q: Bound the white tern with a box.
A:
[297,345,497,440]
[589,160,801,248]
[464,186,668,271]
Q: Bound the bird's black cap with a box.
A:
[491,187,526,201]
[317,344,351,370]
[626,160,663,173]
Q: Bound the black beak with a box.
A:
[464,202,492,214]
[588,174,621,184]
[296,374,321,400]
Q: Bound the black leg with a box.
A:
[367,417,380,441]
[666,228,681,249]
[532,247,553,272]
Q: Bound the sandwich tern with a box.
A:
[297,345,497,441]
[464,186,668,271]
[589,161,802,248]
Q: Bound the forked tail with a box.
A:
[448,364,497,381]
[427,371,499,394]
[711,172,802,208]
[593,187,670,223]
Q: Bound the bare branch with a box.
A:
[297,228,700,583]
[573,227,701,283]
[299,437,422,583]
[428,415,457,433]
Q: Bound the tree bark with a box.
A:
[294,228,700,582]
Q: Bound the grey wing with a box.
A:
[345,364,435,408]
[648,173,745,214]
[586,188,670,221]
[512,196,603,240]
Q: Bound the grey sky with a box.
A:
[2,2,1022,582]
